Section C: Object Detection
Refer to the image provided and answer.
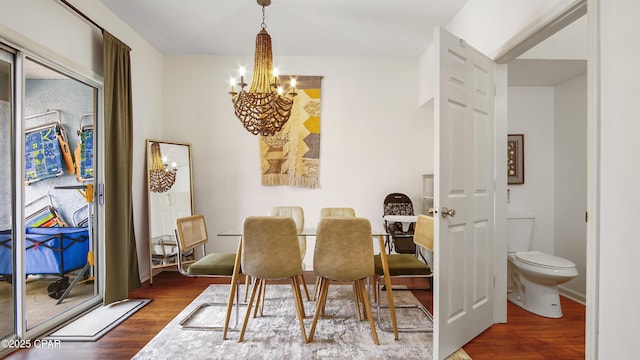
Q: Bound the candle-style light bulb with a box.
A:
[171,162,177,170]
[277,86,283,95]
[290,78,297,95]
[229,78,237,93]
[238,67,246,86]
[273,68,279,78]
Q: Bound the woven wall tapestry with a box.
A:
[260,75,322,189]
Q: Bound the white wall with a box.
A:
[507,87,556,254]
[554,74,587,298]
[597,2,640,358]
[162,55,434,266]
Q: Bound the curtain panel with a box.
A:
[103,31,141,305]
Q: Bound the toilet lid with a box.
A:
[515,251,576,269]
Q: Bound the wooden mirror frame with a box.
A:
[145,139,194,283]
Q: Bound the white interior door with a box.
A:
[433,26,496,360]
[150,191,191,238]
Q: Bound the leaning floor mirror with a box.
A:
[146,139,194,284]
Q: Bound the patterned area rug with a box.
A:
[134,284,471,360]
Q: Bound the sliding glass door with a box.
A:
[23,57,101,334]
[0,43,103,352]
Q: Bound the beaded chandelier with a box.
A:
[149,142,177,193]
[229,0,297,136]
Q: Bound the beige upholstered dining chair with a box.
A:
[268,206,311,301]
[373,214,433,332]
[311,207,357,300]
[238,216,307,343]
[308,217,379,345]
[319,207,356,218]
[174,214,241,330]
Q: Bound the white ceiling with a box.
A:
[98,0,469,57]
[508,59,587,86]
[32,1,587,86]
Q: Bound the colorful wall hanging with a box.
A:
[260,75,322,189]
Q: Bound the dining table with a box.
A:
[217,222,400,341]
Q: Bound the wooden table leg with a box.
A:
[223,238,242,340]
[378,235,399,340]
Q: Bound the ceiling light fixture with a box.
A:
[229,0,297,136]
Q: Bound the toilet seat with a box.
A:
[515,251,575,270]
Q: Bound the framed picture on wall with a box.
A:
[508,134,524,185]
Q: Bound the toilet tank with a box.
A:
[507,212,535,253]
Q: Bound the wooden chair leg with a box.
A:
[238,278,261,342]
[311,277,321,301]
[244,275,251,303]
[290,277,308,343]
[253,279,265,318]
[308,277,329,343]
[359,281,368,320]
[299,274,311,301]
[223,274,238,340]
[293,275,306,318]
[372,275,379,304]
[259,280,266,316]
[320,281,328,318]
[357,279,379,345]
[353,282,363,321]
[291,276,303,315]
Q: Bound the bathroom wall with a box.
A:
[553,73,587,298]
[507,86,555,254]
[508,74,588,301]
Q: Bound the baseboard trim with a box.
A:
[559,285,586,305]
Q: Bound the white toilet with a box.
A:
[507,212,578,318]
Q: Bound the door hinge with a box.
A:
[585,211,588,223]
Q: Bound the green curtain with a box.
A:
[103,31,141,305]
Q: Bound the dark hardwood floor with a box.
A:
[462,295,585,360]
[5,271,585,360]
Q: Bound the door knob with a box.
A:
[441,207,456,218]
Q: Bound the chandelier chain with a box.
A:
[261,6,266,29]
